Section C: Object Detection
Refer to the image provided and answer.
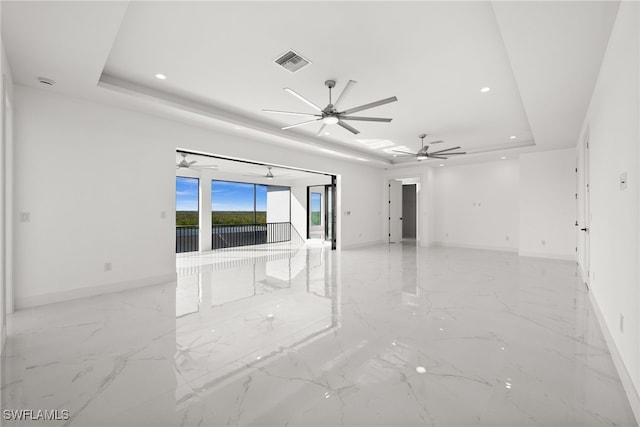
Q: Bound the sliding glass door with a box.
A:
[211,180,291,249]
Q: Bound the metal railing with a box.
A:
[176,226,199,253]
[212,222,291,249]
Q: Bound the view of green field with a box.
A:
[176,211,268,226]
[311,211,321,225]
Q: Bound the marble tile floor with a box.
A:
[1,242,637,426]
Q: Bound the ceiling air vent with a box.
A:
[274,50,311,73]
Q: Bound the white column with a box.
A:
[199,172,212,251]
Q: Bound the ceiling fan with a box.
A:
[393,134,466,160]
[263,79,397,135]
[176,152,218,170]
[245,167,289,180]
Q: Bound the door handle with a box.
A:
[400,217,403,220]
[580,228,588,232]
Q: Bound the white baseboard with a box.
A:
[587,281,640,425]
[15,273,177,309]
[433,241,518,253]
[341,240,385,250]
[518,250,576,262]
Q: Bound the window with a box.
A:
[211,181,256,225]
[176,177,199,253]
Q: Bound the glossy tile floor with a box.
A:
[1,242,638,426]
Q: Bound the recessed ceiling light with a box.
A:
[416,366,427,374]
[509,135,517,139]
[155,73,167,80]
[501,156,507,160]
[439,164,444,167]
[393,154,398,157]
[324,132,330,135]
[480,87,491,93]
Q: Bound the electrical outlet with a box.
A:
[160,211,167,219]
[505,235,510,241]
[541,240,546,246]
[104,262,112,272]
[620,314,624,333]
[19,212,31,223]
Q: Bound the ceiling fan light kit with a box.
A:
[264,79,397,135]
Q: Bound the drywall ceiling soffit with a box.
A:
[174,151,333,182]
[98,1,532,161]
[491,1,620,150]
[0,1,619,164]
[1,1,130,94]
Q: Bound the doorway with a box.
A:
[402,184,417,239]
[307,180,337,249]
[388,178,419,244]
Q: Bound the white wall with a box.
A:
[577,1,640,418]
[433,160,520,251]
[266,187,290,223]
[1,25,15,353]
[519,149,576,260]
[289,176,331,240]
[13,86,383,307]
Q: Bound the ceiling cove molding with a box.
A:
[98,73,392,166]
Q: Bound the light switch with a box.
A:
[620,172,627,190]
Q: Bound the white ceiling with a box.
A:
[175,151,332,183]
[1,1,620,167]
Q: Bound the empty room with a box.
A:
[0,1,638,426]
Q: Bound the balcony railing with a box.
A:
[212,222,291,249]
[176,226,199,253]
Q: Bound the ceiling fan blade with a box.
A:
[342,96,398,115]
[429,146,462,155]
[438,152,466,156]
[317,123,327,136]
[340,116,393,122]
[333,80,357,110]
[427,140,444,144]
[284,88,322,112]
[282,118,321,130]
[337,120,360,135]
[187,160,197,166]
[263,109,320,117]
[392,149,417,155]
[428,155,448,159]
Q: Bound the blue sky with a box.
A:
[177,178,269,212]
[211,181,267,211]
[176,177,199,211]
[311,192,321,212]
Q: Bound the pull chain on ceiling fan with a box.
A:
[263,80,398,135]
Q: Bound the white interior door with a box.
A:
[389,180,402,243]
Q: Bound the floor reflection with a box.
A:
[175,241,339,391]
